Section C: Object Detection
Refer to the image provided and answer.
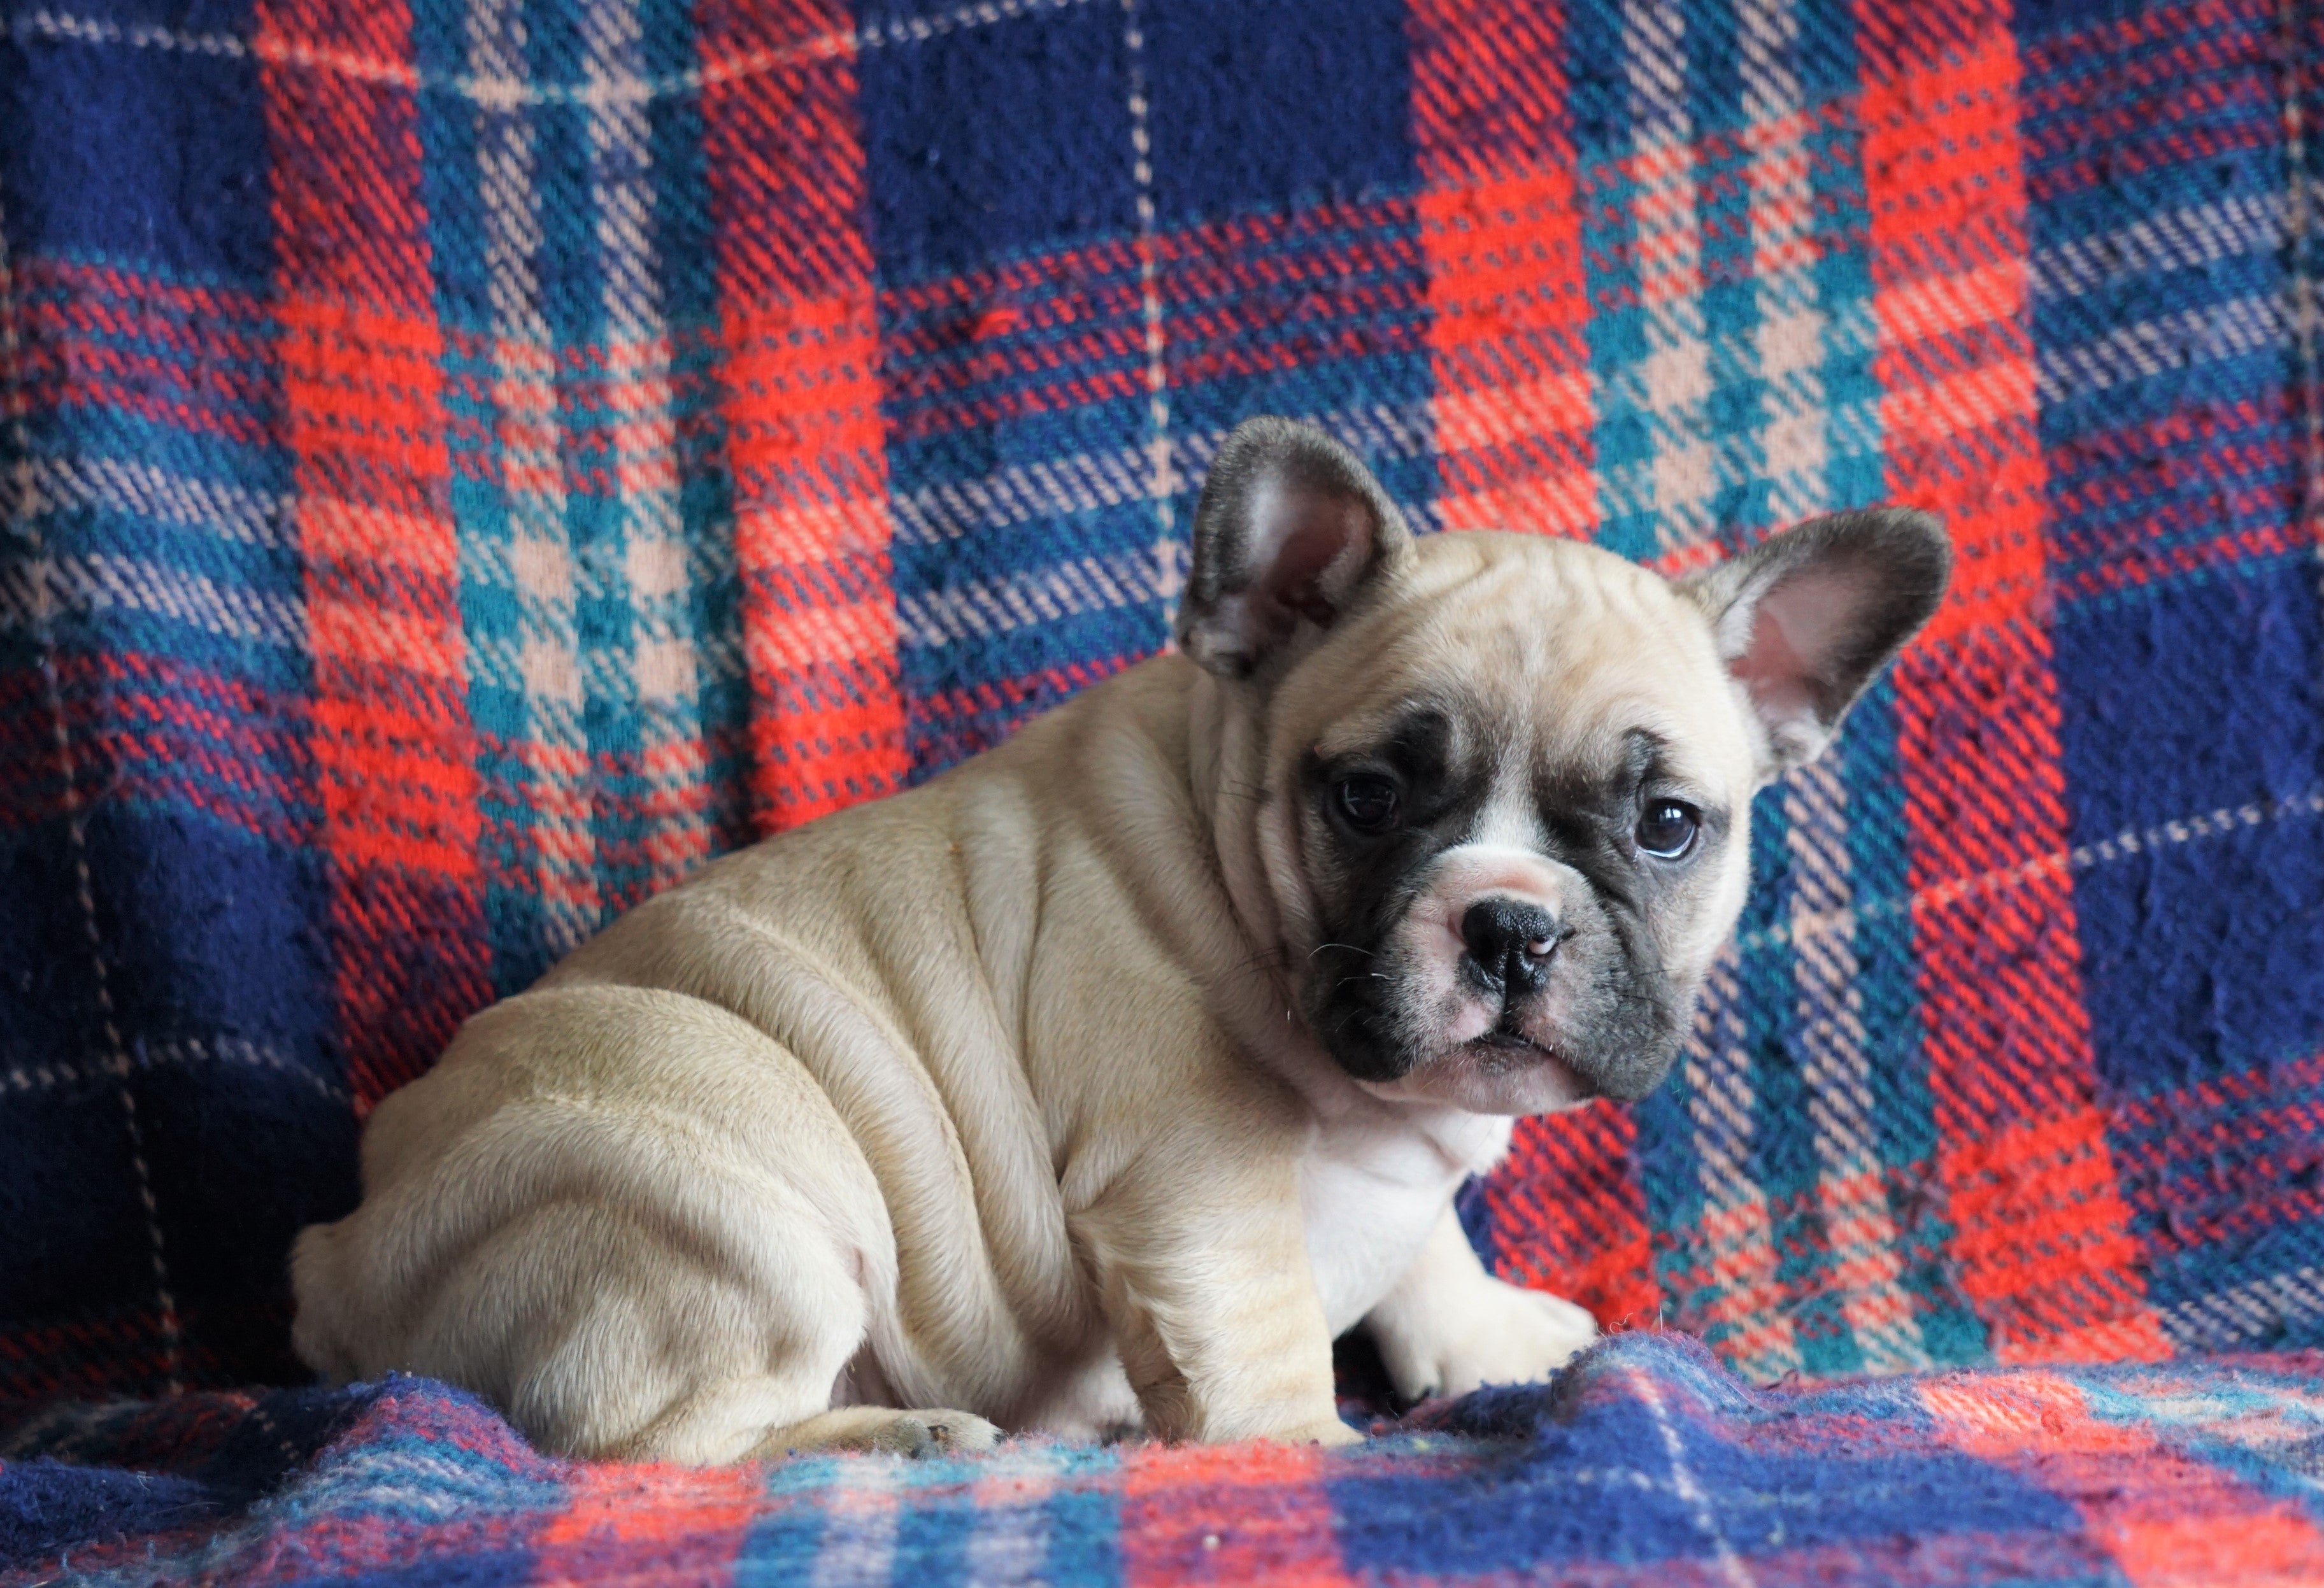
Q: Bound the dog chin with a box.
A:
[1353,1034,1596,1116]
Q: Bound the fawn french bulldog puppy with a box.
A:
[292,417,1948,1463]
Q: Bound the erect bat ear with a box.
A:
[1176,417,1416,679]
[1682,508,1952,775]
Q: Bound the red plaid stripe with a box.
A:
[1860,0,2165,1364]
[701,0,906,834]
[1409,0,1598,541]
[1121,1440,1350,1587]
[257,0,492,1108]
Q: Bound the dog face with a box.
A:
[1178,418,1949,1115]
[1270,551,1764,1113]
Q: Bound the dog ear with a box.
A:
[1177,416,1416,678]
[1682,508,1951,773]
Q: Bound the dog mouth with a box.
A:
[1461,1028,1587,1087]
[1345,1019,1599,1113]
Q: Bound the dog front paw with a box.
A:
[1264,1417,1365,1447]
[1375,1278,1597,1403]
[866,1410,1004,1458]
[753,1407,1003,1460]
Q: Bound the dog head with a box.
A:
[1178,417,1950,1115]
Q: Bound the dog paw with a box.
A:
[1376,1279,1597,1404]
[1265,1417,1365,1448]
[864,1410,1004,1459]
[760,1407,1004,1460]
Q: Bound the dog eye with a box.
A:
[1636,800,1699,858]
[1334,775,1402,834]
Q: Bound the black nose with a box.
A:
[1460,898,1560,996]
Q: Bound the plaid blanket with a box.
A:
[15,1330,2324,1585]
[4,0,2324,1569]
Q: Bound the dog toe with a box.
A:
[873,1410,1001,1458]
[928,1412,1003,1454]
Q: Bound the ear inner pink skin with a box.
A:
[1728,597,1820,725]
[1728,564,1865,727]
[1250,497,1367,639]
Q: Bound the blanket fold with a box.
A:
[12,1332,2324,1585]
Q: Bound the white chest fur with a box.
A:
[1299,1105,1515,1336]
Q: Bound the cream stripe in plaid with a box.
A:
[1681,944,1802,1382]
[580,0,712,895]
[468,0,601,952]
[1622,0,1795,1382]
[1738,0,1833,526]
[809,1457,904,1588]
[963,1443,1081,1585]
[1122,0,1183,616]
[1611,0,1716,553]
[1741,0,1927,1374]
[1785,759,1930,1371]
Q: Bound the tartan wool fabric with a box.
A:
[21,1331,2324,1586]
[6,0,2324,1563]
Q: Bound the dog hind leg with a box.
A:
[388,1166,997,1464]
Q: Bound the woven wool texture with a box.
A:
[18,1331,2324,1585]
[3,0,2323,1414]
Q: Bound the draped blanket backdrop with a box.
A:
[3,0,2324,1574]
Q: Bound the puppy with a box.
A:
[290,416,1948,1463]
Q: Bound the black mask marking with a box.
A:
[1299,716,1723,1100]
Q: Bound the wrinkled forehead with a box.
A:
[1295,546,1757,797]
